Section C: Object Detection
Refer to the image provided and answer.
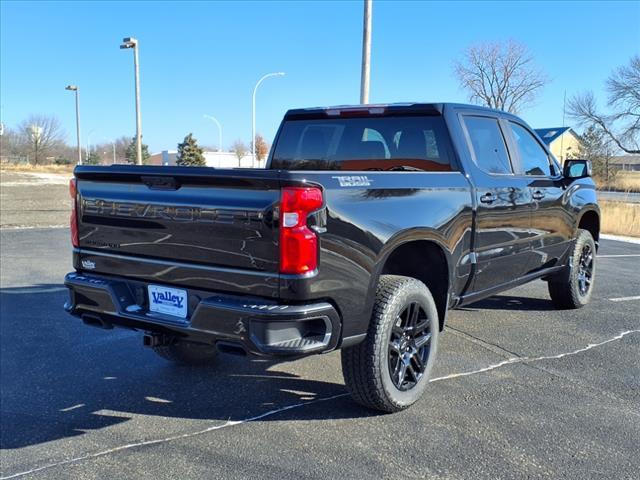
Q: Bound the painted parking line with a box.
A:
[0,225,67,230]
[609,296,640,302]
[598,254,640,258]
[3,329,638,480]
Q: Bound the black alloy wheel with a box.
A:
[577,243,594,296]
[388,302,432,391]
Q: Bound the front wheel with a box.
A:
[548,229,596,309]
[341,275,439,413]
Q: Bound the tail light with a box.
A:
[279,186,323,274]
[69,178,79,247]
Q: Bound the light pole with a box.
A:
[120,37,142,165]
[65,85,82,164]
[252,72,285,167]
[360,0,372,104]
[86,129,95,163]
[203,114,223,152]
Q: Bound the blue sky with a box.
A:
[1,0,639,153]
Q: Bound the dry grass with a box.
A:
[613,171,640,192]
[600,200,640,237]
[597,171,640,193]
[0,163,75,174]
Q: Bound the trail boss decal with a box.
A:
[332,175,373,187]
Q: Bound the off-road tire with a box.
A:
[341,275,439,413]
[152,341,218,366]
[548,229,596,309]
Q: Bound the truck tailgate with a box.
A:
[74,166,282,294]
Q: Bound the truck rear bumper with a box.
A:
[64,272,341,357]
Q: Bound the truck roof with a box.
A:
[284,102,508,119]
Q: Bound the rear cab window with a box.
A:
[271,115,456,171]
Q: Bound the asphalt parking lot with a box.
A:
[1,228,639,480]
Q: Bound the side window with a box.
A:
[508,123,551,176]
[362,128,390,158]
[463,116,512,174]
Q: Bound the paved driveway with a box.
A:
[1,229,638,479]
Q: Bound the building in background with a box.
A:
[148,150,256,168]
[147,150,177,166]
[535,127,582,163]
[203,151,254,168]
[610,155,640,172]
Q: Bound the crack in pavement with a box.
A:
[445,324,524,359]
[2,329,639,480]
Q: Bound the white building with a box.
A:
[203,151,255,168]
[149,150,259,168]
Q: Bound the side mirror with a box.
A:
[563,159,592,180]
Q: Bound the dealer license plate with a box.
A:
[148,285,188,319]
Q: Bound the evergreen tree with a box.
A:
[577,126,617,183]
[125,137,151,164]
[85,151,101,165]
[176,133,206,166]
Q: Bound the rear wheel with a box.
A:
[152,340,218,366]
[548,229,596,309]
[341,275,439,413]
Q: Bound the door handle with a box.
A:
[480,193,495,204]
[532,190,545,200]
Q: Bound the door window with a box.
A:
[463,116,513,174]
[508,123,552,176]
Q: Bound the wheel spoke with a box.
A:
[413,319,430,337]
[392,357,402,380]
[408,303,419,328]
[414,332,432,349]
[389,339,402,354]
[406,363,419,382]
[396,359,408,386]
[411,351,426,372]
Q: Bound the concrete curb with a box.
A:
[601,233,640,245]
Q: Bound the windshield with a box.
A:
[271,115,456,171]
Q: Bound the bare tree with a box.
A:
[231,139,247,167]
[0,128,26,161]
[568,55,640,154]
[453,40,547,114]
[18,114,66,164]
[114,136,132,163]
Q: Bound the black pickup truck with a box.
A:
[64,103,599,412]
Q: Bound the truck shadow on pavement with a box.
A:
[0,285,379,450]
[462,295,555,312]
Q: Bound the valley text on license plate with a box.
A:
[148,285,188,318]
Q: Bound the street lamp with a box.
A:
[203,114,223,152]
[65,85,82,164]
[252,72,285,167]
[120,37,142,165]
[86,129,96,163]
